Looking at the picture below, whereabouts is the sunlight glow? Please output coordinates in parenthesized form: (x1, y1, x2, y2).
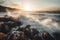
(22, 3, 33, 11)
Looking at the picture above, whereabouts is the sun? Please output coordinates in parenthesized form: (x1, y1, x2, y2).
(23, 5, 31, 11)
(21, 3, 33, 11)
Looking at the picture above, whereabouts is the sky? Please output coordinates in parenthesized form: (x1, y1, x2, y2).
(0, 0, 60, 11)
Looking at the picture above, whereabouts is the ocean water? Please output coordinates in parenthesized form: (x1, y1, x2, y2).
(19, 12, 60, 36)
(0, 12, 60, 37)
